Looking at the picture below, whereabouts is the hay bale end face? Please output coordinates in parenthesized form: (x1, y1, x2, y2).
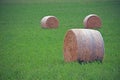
(83, 14, 102, 29)
(41, 16, 59, 28)
(64, 29, 104, 62)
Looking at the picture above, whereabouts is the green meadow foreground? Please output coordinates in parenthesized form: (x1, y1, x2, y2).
(0, 0, 120, 80)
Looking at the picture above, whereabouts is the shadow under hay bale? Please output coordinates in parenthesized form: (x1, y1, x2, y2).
(63, 29, 104, 63)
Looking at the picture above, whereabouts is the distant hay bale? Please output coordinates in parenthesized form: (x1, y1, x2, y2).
(64, 29, 104, 62)
(41, 16, 59, 28)
(83, 14, 102, 28)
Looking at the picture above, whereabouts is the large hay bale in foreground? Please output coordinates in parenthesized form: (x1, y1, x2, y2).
(83, 14, 102, 28)
(64, 29, 104, 62)
(41, 16, 59, 28)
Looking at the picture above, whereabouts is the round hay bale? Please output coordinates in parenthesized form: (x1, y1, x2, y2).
(83, 14, 102, 28)
(41, 16, 59, 28)
(64, 29, 104, 62)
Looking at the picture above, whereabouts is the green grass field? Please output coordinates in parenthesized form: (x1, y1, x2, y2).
(0, 0, 120, 80)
